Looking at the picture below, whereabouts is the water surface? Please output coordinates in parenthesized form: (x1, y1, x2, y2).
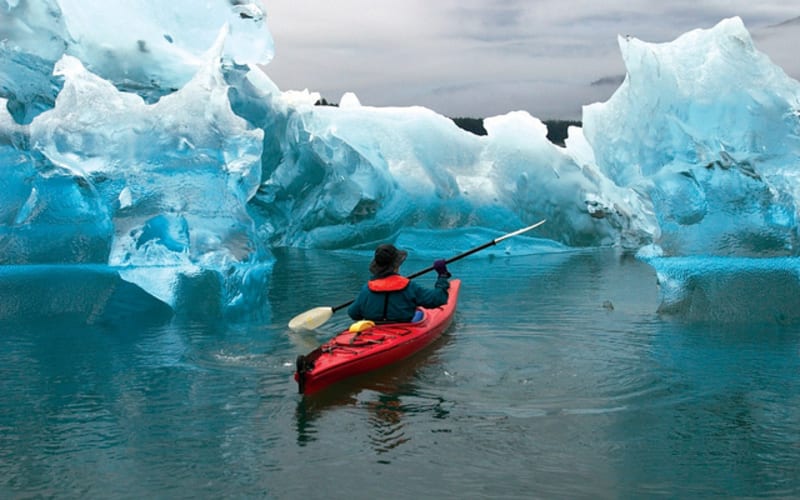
(1, 249, 798, 498)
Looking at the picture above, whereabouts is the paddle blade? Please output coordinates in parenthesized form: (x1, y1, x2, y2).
(288, 306, 334, 331)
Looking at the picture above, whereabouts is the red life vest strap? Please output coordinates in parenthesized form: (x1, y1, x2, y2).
(368, 275, 409, 292)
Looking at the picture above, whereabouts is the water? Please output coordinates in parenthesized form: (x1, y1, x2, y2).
(1, 249, 799, 498)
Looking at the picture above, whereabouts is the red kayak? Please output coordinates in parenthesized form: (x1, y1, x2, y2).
(294, 279, 461, 395)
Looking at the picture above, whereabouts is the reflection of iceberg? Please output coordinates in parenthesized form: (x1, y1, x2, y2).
(0, 264, 172, 324)
(1, 3, 800, 319)
(644, 256, 800, 324)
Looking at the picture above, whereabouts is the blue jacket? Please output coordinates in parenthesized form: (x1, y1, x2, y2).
(347, 274, 450, 322)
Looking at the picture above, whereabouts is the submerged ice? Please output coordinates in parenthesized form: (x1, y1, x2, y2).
(1, 2, 799, 321)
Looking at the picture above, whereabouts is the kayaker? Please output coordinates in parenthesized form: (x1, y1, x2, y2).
(347, 244, 451, 323)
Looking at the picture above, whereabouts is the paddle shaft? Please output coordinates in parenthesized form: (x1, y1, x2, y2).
(329, 219, 546, 313)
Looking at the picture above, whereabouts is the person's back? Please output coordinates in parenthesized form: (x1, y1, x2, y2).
(347, 244, 451, 323)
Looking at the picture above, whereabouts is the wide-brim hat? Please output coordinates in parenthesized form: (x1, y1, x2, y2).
(369, 244, 407, 277)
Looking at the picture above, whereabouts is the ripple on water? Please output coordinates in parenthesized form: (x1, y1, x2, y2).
(4, 248, 800, 498)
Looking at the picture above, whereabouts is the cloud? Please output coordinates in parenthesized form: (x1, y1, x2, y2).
(591, 75, 626, 87)
(263, 1, 800, 119)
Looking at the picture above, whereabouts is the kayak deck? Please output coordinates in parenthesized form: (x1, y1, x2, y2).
(295, 279, 461, 395)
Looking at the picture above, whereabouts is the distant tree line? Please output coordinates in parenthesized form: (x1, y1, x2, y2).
(314, 98, 579, 147)
(450, 117, 486, 136)
(451, 117, 581, 147)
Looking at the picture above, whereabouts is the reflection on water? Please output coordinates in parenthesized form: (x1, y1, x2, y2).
(1, 248, 800, 498)
(294, 333, 453, 452)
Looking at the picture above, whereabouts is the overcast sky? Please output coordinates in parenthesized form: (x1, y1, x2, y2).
(262, 1, 799, 120)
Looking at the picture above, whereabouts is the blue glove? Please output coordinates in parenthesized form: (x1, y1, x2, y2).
(433, 259, 451, 278)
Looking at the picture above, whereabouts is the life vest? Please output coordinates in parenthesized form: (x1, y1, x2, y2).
(368, 274, 409, 292)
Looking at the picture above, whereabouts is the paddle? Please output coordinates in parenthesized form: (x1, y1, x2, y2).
(287, 219, 547, 331)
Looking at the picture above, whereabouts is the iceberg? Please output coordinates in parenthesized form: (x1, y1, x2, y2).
(0, 0, 273, 122)
(1, 2, 799, 321)
(584, 17, 800, 258)
(1, 3, 270, 315)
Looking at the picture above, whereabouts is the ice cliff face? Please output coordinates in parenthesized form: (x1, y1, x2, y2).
(1, 2, 799, 316)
